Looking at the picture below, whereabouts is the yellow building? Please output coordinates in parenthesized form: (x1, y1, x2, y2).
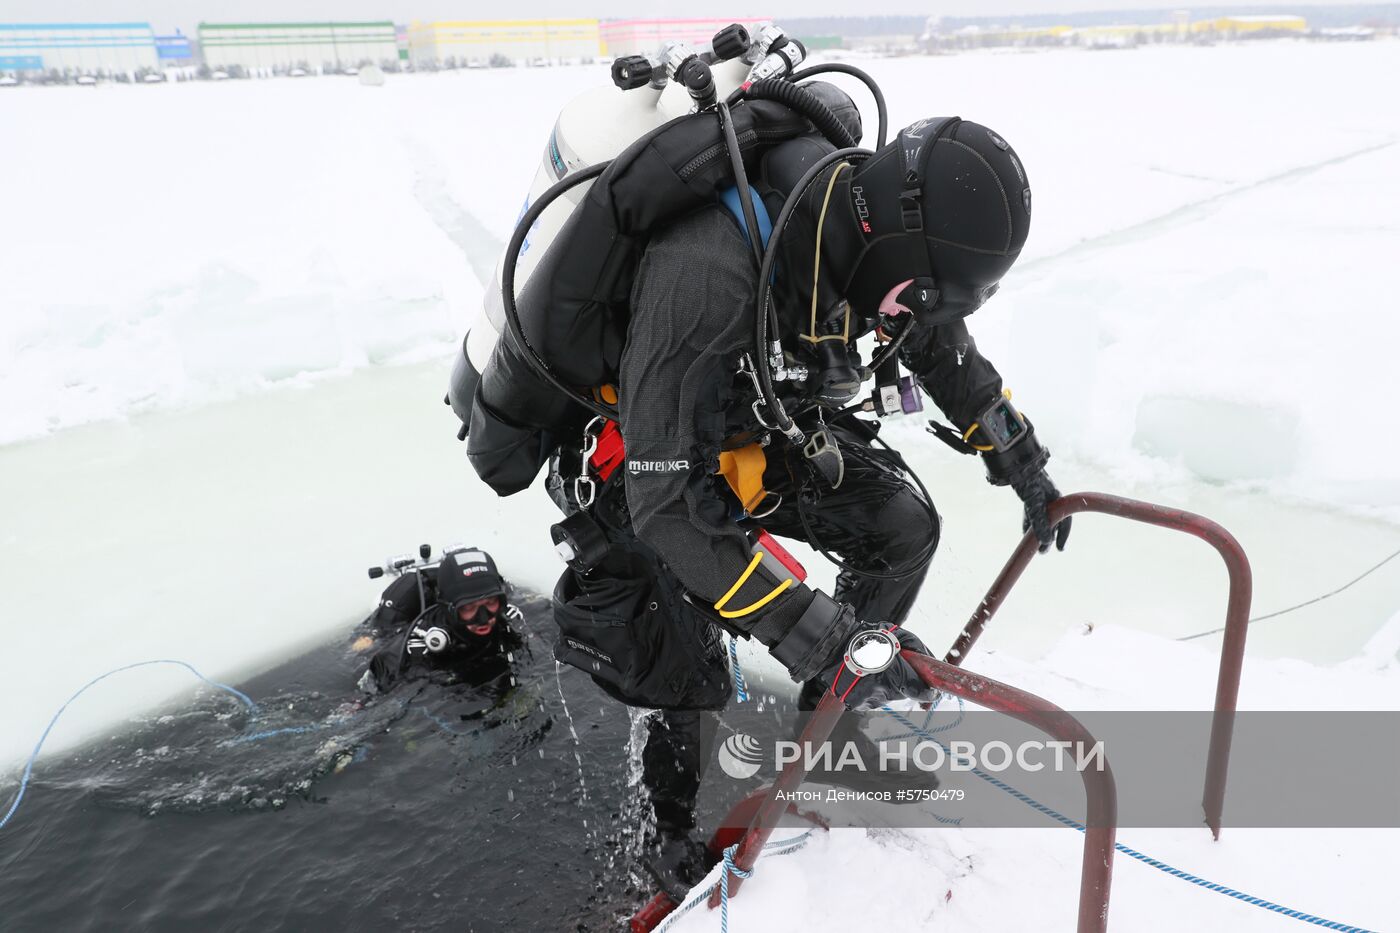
(1191, 15, 1307, 36)
(1074, 23, 1180, 46)
(407, 19, 602, 65)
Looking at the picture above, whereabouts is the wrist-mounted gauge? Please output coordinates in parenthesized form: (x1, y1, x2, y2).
(966, 392, 1029, 453)
(843, 627, 901, 676)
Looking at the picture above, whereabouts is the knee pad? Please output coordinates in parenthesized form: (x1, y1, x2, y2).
(876, 486, 941, 561)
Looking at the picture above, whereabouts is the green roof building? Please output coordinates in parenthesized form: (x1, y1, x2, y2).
(199, 21, 398, 72)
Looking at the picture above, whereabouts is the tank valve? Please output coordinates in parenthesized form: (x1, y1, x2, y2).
(711, 23, 751, 61)
(676, 57, 716, 110)
(745, 23, 784, 64)
(748, 35, 806, 82)
(611, 55, 654, 90)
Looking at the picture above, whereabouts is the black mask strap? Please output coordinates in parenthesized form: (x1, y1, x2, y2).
(896, 117, 959, 232)
(894, 117, 960, 321)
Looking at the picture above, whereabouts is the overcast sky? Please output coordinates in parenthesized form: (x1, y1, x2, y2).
(1, 0, 1362, 35)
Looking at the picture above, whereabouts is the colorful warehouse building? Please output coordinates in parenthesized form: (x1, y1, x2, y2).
(406, 19, 603, 65)
(0, 22, 158, 73)
(199, 21, 400, 71)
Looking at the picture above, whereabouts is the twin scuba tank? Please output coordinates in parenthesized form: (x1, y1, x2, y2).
(446, 23, 877, 497)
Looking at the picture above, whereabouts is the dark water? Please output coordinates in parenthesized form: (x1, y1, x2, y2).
(0, 599, 686, 932)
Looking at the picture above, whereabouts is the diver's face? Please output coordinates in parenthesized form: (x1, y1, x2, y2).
(457, 596, 503, 636)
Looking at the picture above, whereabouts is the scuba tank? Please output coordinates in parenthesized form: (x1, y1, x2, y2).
(446, 24, 787, 435)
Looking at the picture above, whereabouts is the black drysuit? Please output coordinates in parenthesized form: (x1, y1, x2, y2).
(609, 204, 1009, 838)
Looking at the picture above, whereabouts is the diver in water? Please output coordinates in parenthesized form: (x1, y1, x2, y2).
(460, 59, 1071, 901)
(356, 548, 526, 694)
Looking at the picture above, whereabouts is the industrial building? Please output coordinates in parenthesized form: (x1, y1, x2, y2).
(1192, 15, 1308, 36)
(599, 17, 771, 59)
(199, 21, 400, 72)
(407, 19, 602, 66)
(0, 22, 158, 74)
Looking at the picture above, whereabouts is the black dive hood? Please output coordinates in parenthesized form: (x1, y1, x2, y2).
(824, 117, 1033, 327)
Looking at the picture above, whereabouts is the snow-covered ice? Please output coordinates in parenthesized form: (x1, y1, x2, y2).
(664, 618, 1400, 933)
(2, 37, 1399, 931)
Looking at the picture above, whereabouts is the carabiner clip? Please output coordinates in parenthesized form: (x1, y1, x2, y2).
(573, 474, 596, 510)
(573, 415, 607, 511)
(739, 354, 781, 430)
(750, 398, 780, 431)
(580, 415, 605, 461)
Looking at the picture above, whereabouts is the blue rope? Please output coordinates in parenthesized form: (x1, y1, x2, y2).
(1, 660, 257, 832)
(728, 637, 749, 704)
(884, 709, 1376, 932)
(719, 831, 812, 933)
(418, 706, 478, 736)
(654, 830, 814, 933)
(718, 841, 753, 931)
(223, 723, 325, 746)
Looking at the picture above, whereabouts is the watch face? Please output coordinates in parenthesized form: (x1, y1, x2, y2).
(846, 629, 900, 676)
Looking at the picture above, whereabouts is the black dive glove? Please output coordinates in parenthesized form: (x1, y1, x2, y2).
(966, 393, 1068, 554)
(818, 624, 937, 711)
(1012, 470, 1071, 553)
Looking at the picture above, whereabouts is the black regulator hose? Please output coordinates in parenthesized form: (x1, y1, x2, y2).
(717, 100, 765, 270)
(501, 160, 614, 422)
(753, 146, 873, 437)
(717, 99, 788, 358)
(790, 62, 889, 148)
(741, 78, 858, 149)
(869, 310, 915, 372)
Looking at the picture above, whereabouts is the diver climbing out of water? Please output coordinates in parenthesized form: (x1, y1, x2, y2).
(356, 548, 526, 694)
(452, 30, 1071, 903)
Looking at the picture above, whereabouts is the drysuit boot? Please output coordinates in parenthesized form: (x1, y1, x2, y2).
(641, 710, 720, 900)
(643, 830, 715, 903)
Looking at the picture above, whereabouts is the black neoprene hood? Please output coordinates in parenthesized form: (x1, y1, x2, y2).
(827, 117, 1033, 323)
(438, 548, 506, 609)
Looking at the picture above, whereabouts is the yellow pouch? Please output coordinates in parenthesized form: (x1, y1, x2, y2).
(718, 443, 770, 516)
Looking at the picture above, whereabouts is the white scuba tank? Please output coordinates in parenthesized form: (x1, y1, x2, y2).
(464, 52, 757, 375)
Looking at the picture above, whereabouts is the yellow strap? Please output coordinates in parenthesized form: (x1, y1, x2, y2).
(714, 552, 793, 619)
(801, 162, 852, 346)
(961, 422, 995, 452)
(719, 579, 792, 618)
(718, 443, 769, 514)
